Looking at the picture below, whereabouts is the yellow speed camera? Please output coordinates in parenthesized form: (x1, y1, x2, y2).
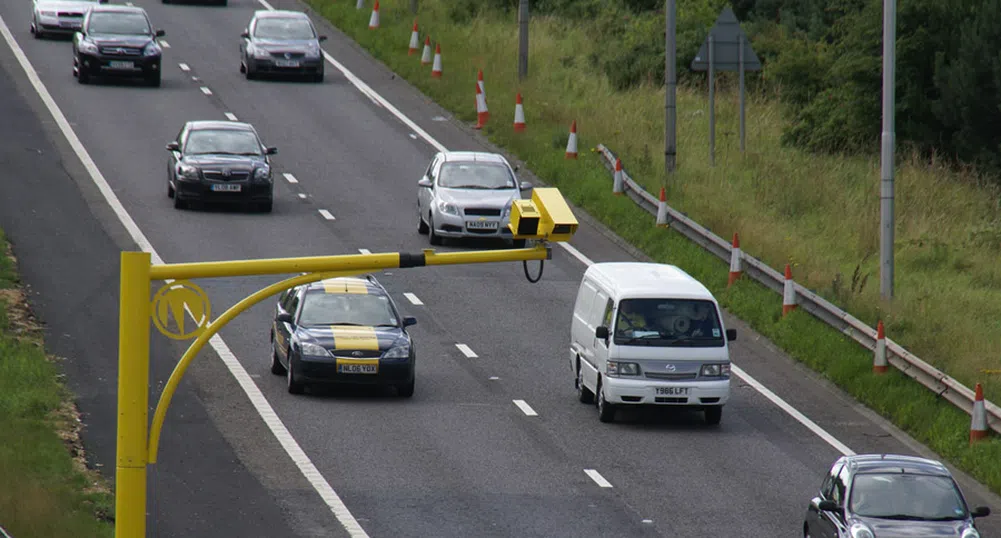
(508, 187, 579, 242)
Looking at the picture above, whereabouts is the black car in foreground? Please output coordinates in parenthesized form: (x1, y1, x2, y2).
(804, 454, 989, 538)
(239, 9, 326, 82)
(270, 275, 417, 397)
(166, 120, 276, 212)
(72, 5, 164, 86)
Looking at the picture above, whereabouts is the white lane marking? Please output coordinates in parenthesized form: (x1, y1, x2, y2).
(318, 209, 335, 221)
(0, 14, 372, 538)
(584, 469, 613, 488)
(403, 293, 423, 306)
(513, 400, 538, 417)
(358, 249, 371, 254)
(455, 344, 477, 358)
(200, 86, 212, 96)
(282, 172, 298, 184)
(224, 112, 239, 121)
(159, 40, 170, 48)
(179, 63, 190, 72)
(126, 1, 133, 4)
(298, 193, 307, 199)
(408, 133, 417, 139)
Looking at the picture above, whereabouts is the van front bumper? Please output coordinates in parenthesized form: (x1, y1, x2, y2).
(603, 377, 730, 406)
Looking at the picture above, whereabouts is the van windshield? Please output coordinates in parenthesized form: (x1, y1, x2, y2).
(614, 298, 724, 347)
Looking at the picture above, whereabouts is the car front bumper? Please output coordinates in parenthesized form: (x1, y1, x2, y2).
(78, 52, 160, 77)
(36, 16, 83, 35)
(432, 209, 513, 239)
(174, 178, 273, 203)
(296, 356, 415, 386)
(602, 376, 730, 407)
(249, 56, 324, 75)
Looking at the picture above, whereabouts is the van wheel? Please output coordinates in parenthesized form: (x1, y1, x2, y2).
(597, 383, 616, 423)
(575, 363, 593, 404)
(704, 406, 722, 426)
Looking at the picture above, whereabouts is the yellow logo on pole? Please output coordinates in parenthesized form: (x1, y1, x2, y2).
(151, 280, 211, 340)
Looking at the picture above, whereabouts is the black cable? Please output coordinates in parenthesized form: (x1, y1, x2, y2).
(523, 258, 544, 283)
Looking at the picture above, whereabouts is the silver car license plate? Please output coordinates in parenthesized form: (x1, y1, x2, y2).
(466, 220, 498, 229)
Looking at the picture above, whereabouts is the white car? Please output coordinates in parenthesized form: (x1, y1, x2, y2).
(31, 0, 105, 39)
(416, 151, 533, 247)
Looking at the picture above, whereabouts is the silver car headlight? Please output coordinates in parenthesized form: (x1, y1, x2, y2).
(962, 528, 981, 538)
(300, 342, 333, 358)
(437, 201, 459, 216)
(305, 45, 321, 58)
(254, 166, 272, 181)
(607, 361, 640, 377)
(176, 163, 199, 180)
(849, 522, 875, 538)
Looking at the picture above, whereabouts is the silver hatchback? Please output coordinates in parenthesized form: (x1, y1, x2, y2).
(416, 151, 532, 247)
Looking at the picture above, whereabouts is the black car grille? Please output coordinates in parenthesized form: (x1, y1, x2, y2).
(463, 207, 502, 217)
(99, 46, 142, 56)
(331, 350, 383, 359)
(58, 11, 84, 17)
(270, 52, 306, 60)
(202, 169, 252, 181)
(645, 372, 698, 381)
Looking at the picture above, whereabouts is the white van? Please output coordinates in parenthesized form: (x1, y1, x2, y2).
(569, 262, 736, 424)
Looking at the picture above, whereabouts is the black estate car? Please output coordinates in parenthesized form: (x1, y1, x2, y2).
(166, 121, 277, 213)
(270, 276, 417, 397)
(804, 454, 990, 538)
(72, 5, 164, 86)
(239, 10, 326, 82)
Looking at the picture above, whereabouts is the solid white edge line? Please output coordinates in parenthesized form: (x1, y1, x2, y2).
(403, 292, 423, 306)
(200, 86, 212, 95)
(455, 344, 477, 358)
(179, 63, 190, 71)
(0, 14, 371, 538)
(318, 209, 335, 220)
(224, 112, 238, 121)
(513, 400, 538, 417)
(584, 469, 613, 488)
(282, 172, 298, 184)
(358, 249, 371, 254)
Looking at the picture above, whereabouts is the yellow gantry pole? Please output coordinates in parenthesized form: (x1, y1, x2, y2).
(116, 251, 152, 538)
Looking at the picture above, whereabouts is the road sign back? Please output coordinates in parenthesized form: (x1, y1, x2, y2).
(691, 6, 761, 72)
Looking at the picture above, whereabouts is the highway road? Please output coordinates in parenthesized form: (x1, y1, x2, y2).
(0, 0, 998, 536)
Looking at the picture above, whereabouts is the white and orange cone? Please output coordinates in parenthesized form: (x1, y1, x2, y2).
(477, 69, 486, 100)
(728, 233, 742, 286)
(656, 187, 668, 227)
(970, 383, 989, 444)
(474, 82, 489, 129)
(420, 36, 432, 65)
(513, 93, 526, 132)
(565, 120, 578, 159)
(613, 158, 624, 195)
(782, 263, 797, 316)
(873, 320, 888, 374)
(431, 43, 442, 78)
(408, 20, 420, 55)
(368, 0, 380, 29)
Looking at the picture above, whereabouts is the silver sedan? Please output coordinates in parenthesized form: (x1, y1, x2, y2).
(30, 0, 104, 39)
(416, 151, 532, 247)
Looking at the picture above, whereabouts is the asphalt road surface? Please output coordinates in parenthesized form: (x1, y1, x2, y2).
(0, 1, 997, 537)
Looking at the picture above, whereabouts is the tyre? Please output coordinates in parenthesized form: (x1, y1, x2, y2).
(417, 210, 429, 234)
(575, 363, 593, 404)
(32, 25, 43, 39)
(77, 65, 90, 84)
(173, 195, 187, 209)
(704, 406, 722, 426)
(597, 383, 616, 423)
(167, 182, 174, 199)
(428, 215, 442, 246)
(287, 359, 305, 394)
(397, 379, 415, 398)
(270, 344, 286, 375)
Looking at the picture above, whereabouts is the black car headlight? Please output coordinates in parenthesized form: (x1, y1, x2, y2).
(176, 163, 199, 180)
(78, 40, 99, 54)
(252, 47, 271, 60)
(143, 42, 161, 57)
(382, 338, 410, 359)
(254, 167, 272, 182)
(300, 341, 333, 358)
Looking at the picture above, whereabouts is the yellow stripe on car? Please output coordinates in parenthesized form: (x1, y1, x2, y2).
(322, 278, 371, 294)
(329, 326, 380, 350)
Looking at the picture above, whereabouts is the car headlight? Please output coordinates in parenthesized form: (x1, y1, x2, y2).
(305, 46, 321, 58)
(382, 342, 410, 359)
(78, 40, 98, 54)
(143, 42, 161, 57)
(437, 201, 459, 215)
(503, 205, 511, 218)
(607, 361, 640, 377)
(252, 47, 271, 59)
(849, 523, 875, 538)
(700, 363, 730, 377)
(254, 167, 272, 181)
(300, 342, 333, 358)
(176, 163, 199, 180)
(962, 528, 981, 538)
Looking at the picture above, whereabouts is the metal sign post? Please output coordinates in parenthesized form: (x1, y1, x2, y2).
(518, 0, 529, 80)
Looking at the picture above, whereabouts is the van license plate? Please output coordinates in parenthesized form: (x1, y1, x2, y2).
(655, 387, 689, 396)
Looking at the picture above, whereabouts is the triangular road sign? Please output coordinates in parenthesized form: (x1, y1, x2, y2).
(691, 6, 761, 72)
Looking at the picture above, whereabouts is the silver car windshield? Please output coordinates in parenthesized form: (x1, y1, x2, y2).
(87, 12, 150, 35)
(253, 18, 315, 40)
(850, 473, 967, 521)
(184, 130, 262, 156)
(437, 162, 516, 190)
(298, 292, 399, 327)
(613, 298, 724, 347)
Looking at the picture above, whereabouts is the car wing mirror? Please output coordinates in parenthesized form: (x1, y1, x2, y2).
(418, 178, 432, 188)
(595, 326, 609, 340)
(519, 181, 533, 191)
(402, 316, 417, 327)
(318, 35, 328, 42)
(241, 30, 249, 39)
(276, 312, 294, 324)
(818, 500, 840, 512)
(266, 147, 278, 155)
(726, 328, 737, 341)
(972, 506, 991, 518)
(165, 142, 179, 151)
(155, 29, 165, 37)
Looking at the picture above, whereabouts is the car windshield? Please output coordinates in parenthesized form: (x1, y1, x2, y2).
(253, 18, 315, 40)
(298, 292, 399, 327)
(850, 473, 968, 521)
(613, 298, 724, 347)
(87, 12, 150, 35)
(184, 129, 262, 156)
(437, 162, 516, 189)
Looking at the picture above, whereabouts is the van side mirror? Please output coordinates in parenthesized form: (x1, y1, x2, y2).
(726, 328, 737, 341)
(276, 312, 294, 324)
(595, 326, 609, 340)
(402, 316, 417, 327)
(972, 506, 991, 518)
(818, 500, 840, 512)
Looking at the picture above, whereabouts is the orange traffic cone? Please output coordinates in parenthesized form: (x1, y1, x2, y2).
(408, 20, 419, 55)
(431, 43, 442, 78)
(970, 383, 989, 444)
(368, 0, 380, 29)
(873, 320, 888, 374)
(612, 159, 624, 195)
(565, 120, 578, 159)
(477, 69, 486, 100)
(728, 233, 742, 286)
(474, 82, 489, 129)
(782, 264, 797, 315)
(420, 36, 432, 65)
(656, 187, 668, 227)
(513, 93, 526, 132)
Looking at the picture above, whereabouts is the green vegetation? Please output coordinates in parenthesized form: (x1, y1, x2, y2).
(303, 0, 1001, 493)
(0, 230, 114, 537)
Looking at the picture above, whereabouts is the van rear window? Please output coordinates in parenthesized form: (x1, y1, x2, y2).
(613, 298, 724, 347)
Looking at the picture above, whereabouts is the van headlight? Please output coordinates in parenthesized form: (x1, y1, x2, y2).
(849, 523, 875, 538)
(700, 363, 730, 377)
(607, 361, 639, 377)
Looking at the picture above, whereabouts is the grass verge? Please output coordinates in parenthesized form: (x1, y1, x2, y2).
(302, 0, 1001, 495)
(0, 229, 114, 537)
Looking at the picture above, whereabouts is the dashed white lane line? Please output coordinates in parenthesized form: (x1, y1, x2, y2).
(224, 112, 239, 121)
(0, 14, 372, 538)
(403, 293, 423, 306)
(178, 63, 190, 72)
(159, 40, 170, 48)
(297, 193, 307, 199)
(200, 86, 212, 96)
(358, 249, 371, 254)
(318, 209, 335, 221)
(513, 400, 538, 417)
(455, 344, 477, 358)
(282, 172, 298, 184)
(584, 469, 613, 488)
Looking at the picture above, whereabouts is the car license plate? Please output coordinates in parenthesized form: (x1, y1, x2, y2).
(337, 363, 378, 374)
(211, 184, 242, 192)
(108, 61, 134, 69)
(59, 21, 81, 28)
(275, 59, 300, 68)
(655, 387, 689, 396)
(466, 220, 498, 229)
